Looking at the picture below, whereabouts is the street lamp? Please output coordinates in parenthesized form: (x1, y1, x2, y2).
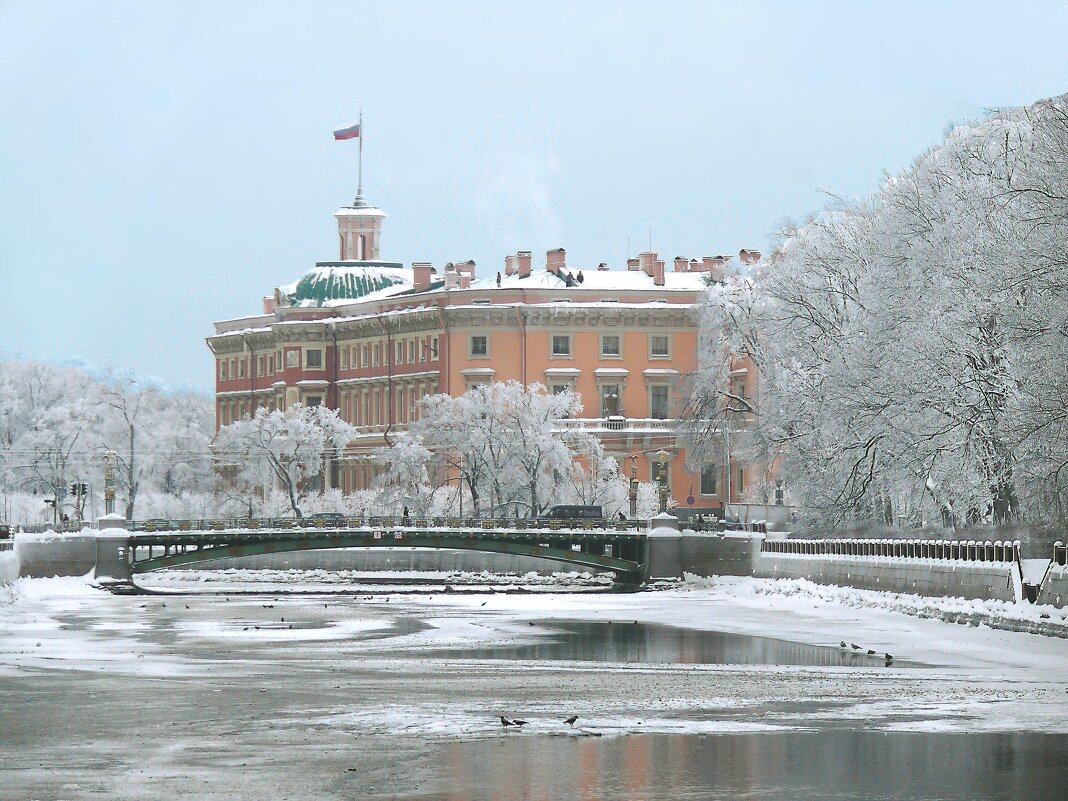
(628, 453, 639, 518)
(655, 450, 670, 514)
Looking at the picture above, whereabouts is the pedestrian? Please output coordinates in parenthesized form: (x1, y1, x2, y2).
(496, 271, 502, 287)
(402, 506, 410, 524)
(576, 270, 584, 284)
(618, 511, 627, 521)
(564, 272, 575, 287)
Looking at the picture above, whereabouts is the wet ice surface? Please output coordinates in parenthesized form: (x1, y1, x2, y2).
(2, 571, 1068, 800)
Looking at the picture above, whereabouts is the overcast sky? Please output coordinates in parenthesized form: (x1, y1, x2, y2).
(2, 1, 1067, 393)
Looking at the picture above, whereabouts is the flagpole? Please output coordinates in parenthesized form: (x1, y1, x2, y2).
(357, 109, 363, 202)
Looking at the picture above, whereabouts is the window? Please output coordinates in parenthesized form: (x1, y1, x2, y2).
(285, 350, 299, 368)
(341, 347, 349, 370)
(419, 339, 427, 363)
(732, 379, 748, 401)
(700, 465, 719, 496)
(650, 334, 671, 358)
(736, 467, 745, 494)
(470, 335, 488, 358)
(395, 341, 403, 366)
(220, 361, 228, 381)
(407, 339, 415, 363)
(257, 356, 264, 377)
(239, 359, 246, 379)
(305, 349, 323, 370)
(601, 383, 622, 416)
(650, 385, 670, 419)
(306, 395, 322, 407)
(362, 344, 369, 368)
(372, 344, 380, 367)
(430, 337, 439, 361)
(552, 334, 572, 357)
(551, 384, 570, 395)
(601, 335, 621, 358)
(268, 355, 274, 374)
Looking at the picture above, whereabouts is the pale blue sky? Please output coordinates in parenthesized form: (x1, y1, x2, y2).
(2, 1, 1067, 392)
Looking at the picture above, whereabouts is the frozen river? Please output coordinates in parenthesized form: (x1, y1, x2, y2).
(2, 570, 1068, 800)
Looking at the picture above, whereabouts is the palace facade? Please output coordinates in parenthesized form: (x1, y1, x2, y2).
(207, 192, 762, 515)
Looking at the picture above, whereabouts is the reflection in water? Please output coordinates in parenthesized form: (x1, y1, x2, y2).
(432, 731, 1068, 801)
(429, 621, 919, 667)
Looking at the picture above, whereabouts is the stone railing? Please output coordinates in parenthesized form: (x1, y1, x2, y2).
(556, 417, 676, 432)
(762, 537, 1022, 564)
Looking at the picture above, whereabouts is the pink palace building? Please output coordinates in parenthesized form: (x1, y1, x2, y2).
(207, 188, 764, 517)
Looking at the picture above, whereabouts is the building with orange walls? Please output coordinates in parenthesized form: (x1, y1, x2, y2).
(207, 192, 763, 516)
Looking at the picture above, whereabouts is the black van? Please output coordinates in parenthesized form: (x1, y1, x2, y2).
(544, 505, 602, 520)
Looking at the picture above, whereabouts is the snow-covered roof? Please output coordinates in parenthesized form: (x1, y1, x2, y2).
(480, 267, 709, 292)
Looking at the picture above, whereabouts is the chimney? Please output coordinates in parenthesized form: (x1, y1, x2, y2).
(703, 255, 730, 282)
(638, 251, 657, 277)
(739, 249, 761, 265)
(546, 248, 566, 274)
(517, 251, 532, 278)
(673, 256, 688, 273)
(688, 259, 702, 272)
(413, 262, 434, 292)
(653, 260, 665, 287)
(505, 254, 517, 276)
(626, 257, 640, 271)
(444, 262, 458, 290)
(597, 262, 610, 272)
(262, 296, 275, 314)
(460, 259, 477, 278)
(459, 274, 472, 290)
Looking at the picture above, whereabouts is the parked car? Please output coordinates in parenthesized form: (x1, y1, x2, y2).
(543, 505, 603, 520)
(0, 524, 11, 539)
(304, 512, 347, 528)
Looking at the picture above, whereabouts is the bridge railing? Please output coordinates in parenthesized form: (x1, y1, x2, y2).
(761, 537, 1022, 564)
(127, 516, 649, 534)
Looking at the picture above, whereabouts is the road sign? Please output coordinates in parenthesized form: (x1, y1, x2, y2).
(686, 495, 695, 506)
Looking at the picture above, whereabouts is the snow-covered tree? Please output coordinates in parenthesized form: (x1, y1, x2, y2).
(687, 93, 1068, 529)
(214, 404, 356, 519)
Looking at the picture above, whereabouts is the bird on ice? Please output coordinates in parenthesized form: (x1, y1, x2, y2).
(500, 716, 516, 726)
(850, 643, 861, 650)
(564, 715, 578, 726)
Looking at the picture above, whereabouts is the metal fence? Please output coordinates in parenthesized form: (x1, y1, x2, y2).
(761, 537, 1022, 564)
(123, 516, 648, 533)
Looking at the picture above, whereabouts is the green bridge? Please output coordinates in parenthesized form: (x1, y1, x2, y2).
(117, 525, 649, 585)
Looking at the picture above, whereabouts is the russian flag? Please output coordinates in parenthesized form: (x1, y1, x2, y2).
(333, 123, 361, 141)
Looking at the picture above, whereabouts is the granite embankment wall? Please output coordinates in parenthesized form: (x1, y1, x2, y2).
(670, 533, 1025, 604)
(14, 532, 97, 579)
(751, 552, 1019, 602)
(1037, 545, 1068, 606)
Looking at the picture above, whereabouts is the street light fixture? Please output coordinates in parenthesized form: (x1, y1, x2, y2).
(655, 450, 670, 514)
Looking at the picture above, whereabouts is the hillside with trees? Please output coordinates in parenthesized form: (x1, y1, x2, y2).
(688, 93, 1068, 529)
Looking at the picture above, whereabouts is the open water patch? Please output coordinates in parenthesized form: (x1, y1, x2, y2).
(427, 620, 923, 667)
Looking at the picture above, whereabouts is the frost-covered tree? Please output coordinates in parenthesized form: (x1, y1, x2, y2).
(214, 404, 356, 519)
(687, 93, 1068, 529)
(380, 381, 605, 517)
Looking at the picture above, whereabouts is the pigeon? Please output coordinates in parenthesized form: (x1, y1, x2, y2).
(840, 641, 848, 649)
(885, 653, 894, 661)
(528, 622, 535, 626)
(867, 649, 876, 655)
(850, 643, 861, 650)
(512, 719, 528, 727)
(564, 715, 578, 726)
(500, 716, 516, 726)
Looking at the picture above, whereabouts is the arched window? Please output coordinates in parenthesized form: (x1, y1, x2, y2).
(357, 234, 367, 260)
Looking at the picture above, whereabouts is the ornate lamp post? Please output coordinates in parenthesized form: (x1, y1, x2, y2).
(655, 450, 670, 514)
(103, 450, 117, 516)
(628, 453, 639, 518)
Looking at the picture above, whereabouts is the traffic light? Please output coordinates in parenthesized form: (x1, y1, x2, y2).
(44, 498, 56, 508)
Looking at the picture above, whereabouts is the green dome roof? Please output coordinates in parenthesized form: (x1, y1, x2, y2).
(281, 261, 410, 308)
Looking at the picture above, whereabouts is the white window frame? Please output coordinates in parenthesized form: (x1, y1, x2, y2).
(551, 333, 573, 359)
(304, 348, 324, 370)
(469, 333, 490, 359)
(649, 333, 672, 359)
(649, 384, 671, 420)
(600, 333, 622, 359)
